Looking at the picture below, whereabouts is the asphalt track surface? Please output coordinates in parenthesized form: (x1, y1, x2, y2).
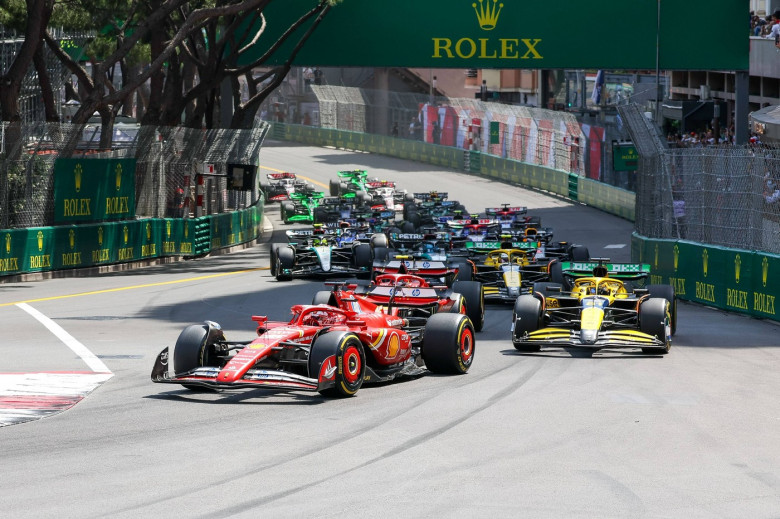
(2, 142, 780, 518)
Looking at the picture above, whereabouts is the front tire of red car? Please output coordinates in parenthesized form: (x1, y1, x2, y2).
(173, 322, 224, 391)
(422, 313, 475, 374)
(313, 332, 366, 397)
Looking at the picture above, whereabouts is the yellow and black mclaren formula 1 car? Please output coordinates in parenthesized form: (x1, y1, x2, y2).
(472, 248, 557, 303)
(511, 260, 675, 354)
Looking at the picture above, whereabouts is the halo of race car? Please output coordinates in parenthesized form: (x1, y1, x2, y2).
(152, 169, 678, 397)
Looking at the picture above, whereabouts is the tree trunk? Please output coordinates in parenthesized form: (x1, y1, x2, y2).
(33, 46, 59, 122)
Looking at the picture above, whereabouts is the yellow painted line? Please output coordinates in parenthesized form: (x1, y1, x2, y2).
(0, 267, 268, 307)
(259, 165, 327, 189)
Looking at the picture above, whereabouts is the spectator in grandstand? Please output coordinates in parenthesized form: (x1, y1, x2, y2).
(752, 12, 766, 36)
(432, 119, 441, 144)
(764, 171, 780, 204)
(391, 122, 399, 137)
(766, 11, 780, 43)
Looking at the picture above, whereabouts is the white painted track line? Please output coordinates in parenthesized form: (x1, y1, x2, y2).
(16, 303, 112, 374)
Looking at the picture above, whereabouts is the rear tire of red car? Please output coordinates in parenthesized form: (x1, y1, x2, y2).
(512, 295, 542, 352)
(173, 322, 224, 391)
(312, 332, 366, 397)
(639, 297, 671, 354)
(452, 280, 484, 332)
(275, 247, 294, 281)
(422, 313, 475, 374)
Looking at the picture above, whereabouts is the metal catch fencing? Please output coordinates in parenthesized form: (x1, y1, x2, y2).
(620, 104, 780, 255)
(0, 122, 269, 229)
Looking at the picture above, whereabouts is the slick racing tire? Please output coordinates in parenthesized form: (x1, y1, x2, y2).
(400, 221, 416, 233)
(512, 295, 543, 352)
(639, 297, 671, 354)
(373, 246, 389, 262)
(549, 260, 570, 290)
(422, 313, 475, 375)
(353, 243, 373, 278)
(312, 291, 335, 306)
(356, 191, 371, 204)
(329, 179, 341, 196)
(312, 332, 366, 397)
(453, 259, 473, 282)
(173, 322, 224, 391)
(275, 247, 294, 281)
(647, 284, 677, 335)
(452, 280, 485, 332)
(402, 202, 417, 220)
(281, 202, 295, 224)
(269, 242, 286, 277)
(313, 207, 327, 224)
(370, 233, 389, 249)
(569, 245, 590, 261)
(405, 211, 421, 230)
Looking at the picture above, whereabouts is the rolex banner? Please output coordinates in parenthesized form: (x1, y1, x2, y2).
(632, 235, 780, 322)
(54, 158, 136, 224)
(238, 0, 746, 71)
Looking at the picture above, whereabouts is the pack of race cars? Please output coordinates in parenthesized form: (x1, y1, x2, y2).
(152, 169, 678, 398)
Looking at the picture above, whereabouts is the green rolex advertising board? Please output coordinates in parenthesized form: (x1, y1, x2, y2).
(613, 143, 638, 172)
(238, 0, 746, 71)
(54, 158, 136, 224)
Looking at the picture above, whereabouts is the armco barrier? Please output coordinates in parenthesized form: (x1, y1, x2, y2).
(632, 233, 779, 322)
(0, 200, 263, 278)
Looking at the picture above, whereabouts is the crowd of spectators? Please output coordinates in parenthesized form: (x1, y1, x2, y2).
(751, 9, 780, 42)
(666, 126, 738, 148)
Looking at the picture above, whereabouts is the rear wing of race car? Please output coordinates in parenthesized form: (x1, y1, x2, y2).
(485, 205, 527, 216)
(414, 192, 449, 202)
(390, 232, 449, 243)
(290, 190, 324, 201)
(559, 259, 651, 281)
(285, 229, 336, 243)
(366, 180, 396, 189)
(267, 172, 296, 180)
(337, 169, 368, 180)
(446, 218, 497, 228)
(464, 240, 539, 254)
(321, 196, 354, 206)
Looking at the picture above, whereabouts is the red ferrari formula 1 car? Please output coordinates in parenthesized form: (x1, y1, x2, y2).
(312, 272, 485, 331)
(150, 303, 475, 398)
